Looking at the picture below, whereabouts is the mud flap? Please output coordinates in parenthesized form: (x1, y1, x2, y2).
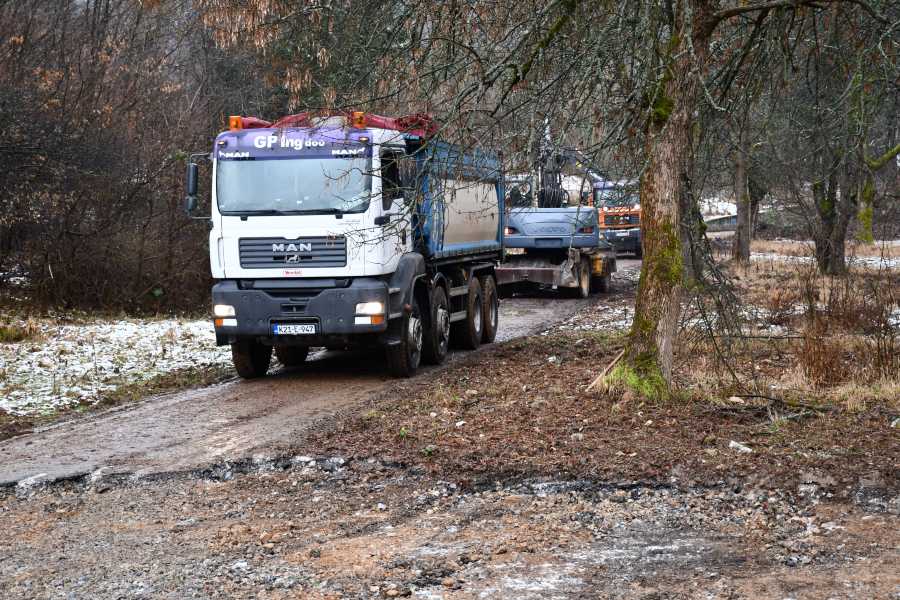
(558, 248, 581, 287)
(384, 253, 426, 344)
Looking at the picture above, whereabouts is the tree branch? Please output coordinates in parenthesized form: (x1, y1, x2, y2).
(709, 0, 889, 30)
(865, 141, 900, 171)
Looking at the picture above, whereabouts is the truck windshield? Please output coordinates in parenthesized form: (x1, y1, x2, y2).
(216, 156, 372, 215)
(596, 188, 639, 208)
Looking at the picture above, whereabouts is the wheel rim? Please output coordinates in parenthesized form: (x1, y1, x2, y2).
(489, 294, 498, 328)
(409, 314, 423, 355)
(473, 298, 482, 333)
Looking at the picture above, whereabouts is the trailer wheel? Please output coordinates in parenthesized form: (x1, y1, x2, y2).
(275, 345, 309, 367)
(480, 274, 499, 344)
(231, 340, 272, 379)
(451, 277, 483, 350)
(422, 286, 450, 365)
(386, 296, 423, 377)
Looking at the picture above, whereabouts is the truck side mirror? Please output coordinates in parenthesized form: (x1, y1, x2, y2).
(185, 162, 199, 214)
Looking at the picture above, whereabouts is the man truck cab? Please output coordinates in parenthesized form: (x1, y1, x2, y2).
(187, 112, 504, 378)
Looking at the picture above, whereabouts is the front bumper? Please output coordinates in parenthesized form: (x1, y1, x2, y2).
(602, 227, 641, 251)
(211, 278, 390, 346)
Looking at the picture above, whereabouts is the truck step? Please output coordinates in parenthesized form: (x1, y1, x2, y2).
(449, 285, 470, 298)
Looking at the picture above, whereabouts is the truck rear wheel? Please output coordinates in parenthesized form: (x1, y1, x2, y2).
(480, 274, 499, 344)
(573, 258, 590, 298)
(231, 340, 272, 379)
(386, 297, 423, 377)
(590, 274, 611, 294)
(451, 277, 483, 350)
(422, 286, 450, 365)
(275, 345, 309, 367)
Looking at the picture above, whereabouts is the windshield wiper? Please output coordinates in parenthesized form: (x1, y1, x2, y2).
(225, 209, 293, 216)
(298, 208, 345, 215)
(224, 208, 349, 217)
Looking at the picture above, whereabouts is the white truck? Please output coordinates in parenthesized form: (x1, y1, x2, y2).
(185, 112, 504, 378)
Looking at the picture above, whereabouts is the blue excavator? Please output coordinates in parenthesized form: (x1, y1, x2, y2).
(495, 147, 617, 297)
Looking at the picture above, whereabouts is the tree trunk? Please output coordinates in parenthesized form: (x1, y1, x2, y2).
(611, 6, 711, 397)
(748, 174, 765, 237)
(811, 165, 848, 275)
(731, 132, 750, 262)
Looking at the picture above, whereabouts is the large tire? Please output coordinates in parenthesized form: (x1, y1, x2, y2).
(480, 274, 499, 344)
(275, 345, 309, 367)
(385, 296, 423, 377)
(634, 244, 643, 259)
(231, 340, 272, 379)
(572, 258, 590, 298)
(451, 277, 483, 350)
(422, 286, 450, 365)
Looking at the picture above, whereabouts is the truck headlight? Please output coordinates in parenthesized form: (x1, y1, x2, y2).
(213, 304, 236, 317)
(355, 301, 384, 315)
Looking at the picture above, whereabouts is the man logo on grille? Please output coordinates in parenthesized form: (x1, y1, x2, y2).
(272, 242, 313, 252)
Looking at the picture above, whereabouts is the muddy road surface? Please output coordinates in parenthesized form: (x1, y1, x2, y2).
(0, 272, 636, 488)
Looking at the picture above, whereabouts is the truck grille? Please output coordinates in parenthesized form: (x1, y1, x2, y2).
(604, 214, 640, 226)
(239, 237, 347, 269)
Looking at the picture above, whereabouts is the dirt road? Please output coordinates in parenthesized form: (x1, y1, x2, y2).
(0, 276, 635, 487)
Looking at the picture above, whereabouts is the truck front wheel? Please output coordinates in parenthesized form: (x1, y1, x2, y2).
(386, 297, 423, 377)
(231, 340, 272, 379)
(275, 345, 309, 367)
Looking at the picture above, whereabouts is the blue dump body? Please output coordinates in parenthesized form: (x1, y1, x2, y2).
(413, 140, 505, 260)
(504, 206, 601, 249)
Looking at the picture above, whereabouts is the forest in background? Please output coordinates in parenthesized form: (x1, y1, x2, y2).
(0, 0, 279, 310)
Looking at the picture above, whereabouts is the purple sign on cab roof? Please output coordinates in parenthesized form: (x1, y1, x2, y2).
(215, 128, 371, 161)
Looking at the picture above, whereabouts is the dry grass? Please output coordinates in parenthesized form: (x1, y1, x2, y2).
(751, 238, 900, 259)
(690, 256, 899, 411)
(0, 319, 42, 344)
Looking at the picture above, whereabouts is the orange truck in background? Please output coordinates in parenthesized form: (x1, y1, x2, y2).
(594, 182, 642, 258)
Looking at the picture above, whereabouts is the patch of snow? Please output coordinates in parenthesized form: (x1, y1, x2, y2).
(699, 197, 737, 217)
(548, 304, 634, 334)
(0, 265, 29, 287)
(0, 318, 228, 416)
(887, 308, 900, 328)
(751, 252, 899, 270)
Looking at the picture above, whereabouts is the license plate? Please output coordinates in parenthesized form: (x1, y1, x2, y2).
(616, 231, 629, 237)
(273, 323, 316, 335)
